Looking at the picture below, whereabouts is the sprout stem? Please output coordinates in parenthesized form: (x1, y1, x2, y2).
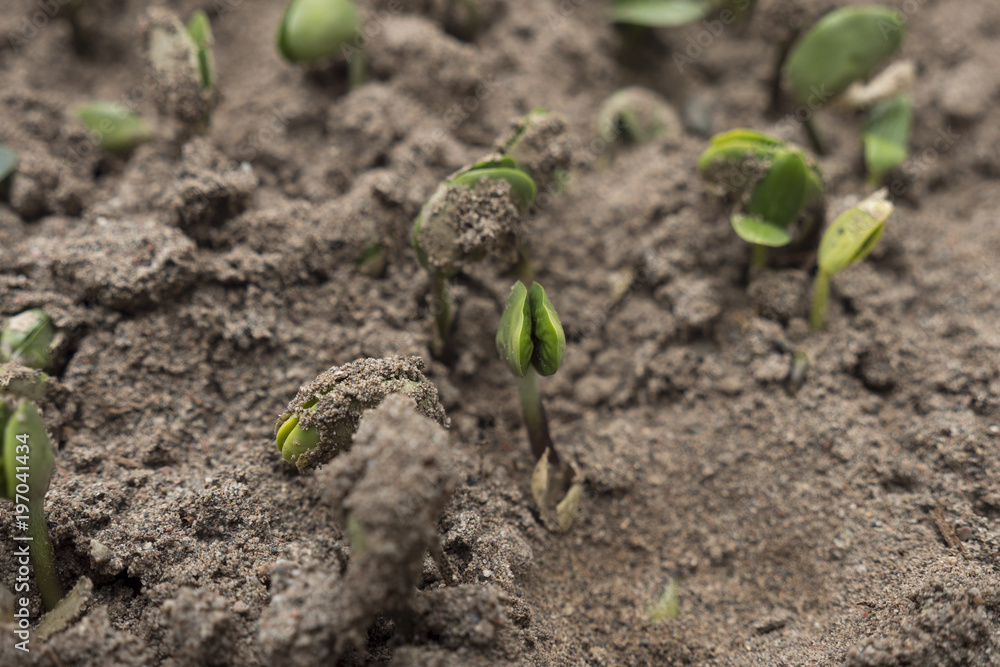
(810, 268, 832, 331)
(27, 504, 62, 611)
(804, 116, 827, 156)
(348, 50, 366, 91)
(517, 367, 559, 466)
(750, 244, 768, 270)
(432, 274, 454, 358)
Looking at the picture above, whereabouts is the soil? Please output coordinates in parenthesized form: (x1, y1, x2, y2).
(1, 0, 1000, 665)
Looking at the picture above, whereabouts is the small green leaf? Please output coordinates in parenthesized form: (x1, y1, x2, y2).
(186, 10, 214, 91)
(648, 579, 681, 622)
(747, 150, 809, 230)
(277, 0, 360, 63)
(730, 214, 792, 247)
(785, 6, 906, 104)
(818, 189, 893, 276)
(76, 102, 154, 154)
(610, 0, 710, 27)
(496, 281, 533, 377)
(0, 309, 53, 369)
(863, 94, 912, 183)
(527, 282, 565, 377)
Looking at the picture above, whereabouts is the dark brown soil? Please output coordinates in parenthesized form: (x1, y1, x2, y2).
(2, 0, 1000, 665)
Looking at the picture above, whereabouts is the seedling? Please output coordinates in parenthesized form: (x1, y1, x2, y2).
(0, 309, 54, 369)
(610, 0, 749, 28)
(862, 94, 912, 184)
(597, 86, 681, 146)
(76, 102, 154, 154)
(277, 0, 364, 87)
(499, 108, 573, 192)
(273, 356, 448, 472)
(186, 10, 215, 93)
(697, 129, 824, 268)
(1, 398, 62, 611)
(496, 281, 565, 464)
(145, 7, 217, 131)
(783, 5, 906, 157)
(412, 156, 537, 357)
(811, 189, 893, 330)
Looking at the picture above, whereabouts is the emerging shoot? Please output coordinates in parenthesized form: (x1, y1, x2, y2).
(412, 157, 537, 357)
(0, 309, 53, 369)
(273, 356, 447, 472)
(76, 102, 154, 154)
(277, 0, 364, 86)
(597, 87, 681, 146)
(145, 7, 217, 131)
(610, 0, 747, 28)
(811, 189, 893, 330)
(698, 129, 824, 268)
(863, 94, 912, 184)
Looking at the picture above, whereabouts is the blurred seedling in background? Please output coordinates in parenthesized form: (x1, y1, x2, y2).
(0, 144, 17, 200)
(0, 309, 53, 370)
(412, 156, 537, 358)
(782, 4, 911, 179)
(811, 189, 893, 331)
(610, 0, 752, 29)
(76, 102, 154, 155)
(496, 281, 581, 531)
(698, 129, 824, 270)
(273, 356, 448, 472)
(597, 86, 682, 153)
(145, 8, 217, 134)
(277, 0, 366, 88)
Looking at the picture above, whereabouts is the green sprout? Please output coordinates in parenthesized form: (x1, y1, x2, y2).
(76, 102, 154, 154)
(273, 356, 448, 472)
(811, 189, 893, 331)
(697, 129, 824, 269)
(277, 0, 364, 87)
(783, 5, 906, 156)
(496, 281, 565, 465)
(863, 94, 912, 184)
(610, 0, 749, 27)
(145, 7, 216, 131)
(597, 86, 681, 146)
(186, 10, 215, 93)
(412, 156, 537, 358)
(0, 309, 53, 369)
(1, 398, 63, 611)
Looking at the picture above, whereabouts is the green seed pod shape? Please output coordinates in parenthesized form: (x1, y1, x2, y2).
(77, 102, 154, 154)
(527, 283, 565, 377)
(1, 309, 53, 369)
(273, 356, 448, 472)
(818, 189, 893, 276)
(784, 6, 906, 105)
(747, 150, 809, 231)
(863, 94, 912, 183)
(610, 0, 710, 28)
(277, 0, 360, 63)
(496, 281, 533, 378)
(3, 399, 55, 503)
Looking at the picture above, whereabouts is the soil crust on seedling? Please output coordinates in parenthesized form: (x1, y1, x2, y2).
(2, 0, 1000, 665)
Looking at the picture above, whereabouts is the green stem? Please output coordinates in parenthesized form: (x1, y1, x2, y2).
(513, 244, 535, 283)
(517, 368, 559, 465)
(432, 274, 454, 358)
(27, 501, 62, 611)
(811, 269, 831, 331)
(348, 50, 366, 91)
(804, 116, 827, 156)
(750, 244, 768, 270)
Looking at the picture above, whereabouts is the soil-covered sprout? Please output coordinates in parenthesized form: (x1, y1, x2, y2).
(698, 129, 824, 268)
(76, 102, 154, 154)
(412, 156, 537, 356)
(496, 281, 566, 464)
(783, 5, 906, 155)
(145, 7, 217, 130)
(0, 398, 62, 611)
(498, 108, 574, 192)
(597, 86, 682, 146)
(811, 189, 893, 331)
(273, 356, 448, 472)
(0, 309, 53, 369)
(863, 94, 912, 184)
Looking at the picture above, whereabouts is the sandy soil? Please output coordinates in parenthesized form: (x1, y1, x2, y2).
(1, 0, 999, 664)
